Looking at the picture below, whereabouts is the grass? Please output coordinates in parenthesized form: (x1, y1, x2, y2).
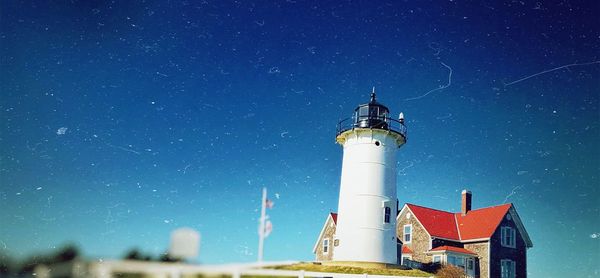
(115, 263, 431, 278)
(269, 262, 432, 277)
(194, 275, 300, 278)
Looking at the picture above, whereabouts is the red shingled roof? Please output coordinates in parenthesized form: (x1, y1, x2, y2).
(330, 212, 337, 224)
(455, 204, 511, 240)
(406, 203, 512, 241)
(402, 245, 413, 254)
(406, 204, 460, 240)
(429, 245, 477, 255)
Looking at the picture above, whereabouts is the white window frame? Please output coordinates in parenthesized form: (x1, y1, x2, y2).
(403, 224, 412, 243)
(383, 206, 391, 223)
(323, 238, 329, 254)
(447, 254, 468, 272)
(447, 255, 455, 266)
(401, 254, 412, 265)
(501, 259, 516, 278)
(455, 256, 465, 268)
(467, 258, 474, 270)
(432, 255, 442, 264)
(501, 226, 516, 248)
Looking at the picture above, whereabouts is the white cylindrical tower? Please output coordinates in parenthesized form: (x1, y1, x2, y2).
(333, 92, 406, 264)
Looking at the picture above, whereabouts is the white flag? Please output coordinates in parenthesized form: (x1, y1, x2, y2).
(264, 220, 273, 237)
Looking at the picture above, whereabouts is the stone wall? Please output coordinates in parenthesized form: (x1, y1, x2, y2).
(396, 208, 431, 263)
(315, 216, 337, 261)
(464, 241, 489, 278)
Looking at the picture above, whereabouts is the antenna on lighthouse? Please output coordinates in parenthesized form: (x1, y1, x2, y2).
(371, 87, 376, 102)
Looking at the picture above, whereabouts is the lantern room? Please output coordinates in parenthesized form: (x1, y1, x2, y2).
(336, 89, 407, 142)
(354, 92, 391, 129)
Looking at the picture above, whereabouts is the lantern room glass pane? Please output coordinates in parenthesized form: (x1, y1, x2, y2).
(359, 106, 369, 118)
(380, 110, 388, 120)
(369, 106, 378, 118)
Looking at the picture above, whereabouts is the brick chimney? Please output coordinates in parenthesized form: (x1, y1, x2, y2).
(461, 190, 472, 216)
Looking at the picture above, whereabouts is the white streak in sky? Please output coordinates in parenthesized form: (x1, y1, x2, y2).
(56, 127, 68, 135)
(503, 185, 523, 204)
(268, 67, 280, 74)
(404, 62, 453, 101)
(504, 60, 600, 87)
(105, 143, 140, 155)
(428, 42, 441, 56)
(182, 164, 191, 174)
(398, 161, 414, 175)
(435, 113, 453, 120)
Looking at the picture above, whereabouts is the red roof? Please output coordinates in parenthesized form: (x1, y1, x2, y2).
(402, 245, 413, 254)
(406, 204, 460, 240)
(330, 213, 338, 224)
(429, 245, 477, 255)
(406, 203, 512, 241)
(455, 204, 511, 240)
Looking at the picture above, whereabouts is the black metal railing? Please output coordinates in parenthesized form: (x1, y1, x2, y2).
(336, 116, 407, 139)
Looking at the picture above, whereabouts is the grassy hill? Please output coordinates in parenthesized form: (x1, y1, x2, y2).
(268, 262, 432, 277)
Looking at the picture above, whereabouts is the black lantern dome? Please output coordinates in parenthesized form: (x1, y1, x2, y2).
(354, 92, 390, 129)
(336, 89, 407, 141)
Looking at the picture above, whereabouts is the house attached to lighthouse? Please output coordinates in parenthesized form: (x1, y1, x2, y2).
(327, 91, 407, 265)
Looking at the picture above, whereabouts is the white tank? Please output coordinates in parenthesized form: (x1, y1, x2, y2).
(332, 92, 406, 264)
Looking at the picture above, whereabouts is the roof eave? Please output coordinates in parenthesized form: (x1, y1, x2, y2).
(398, 204, 434, 240)
(425, 250, 477, 256)
(508, 206, 534, 248)
(312, 214, 335, 253)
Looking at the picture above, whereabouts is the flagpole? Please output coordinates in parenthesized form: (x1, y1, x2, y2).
(257, 187, 267, 263)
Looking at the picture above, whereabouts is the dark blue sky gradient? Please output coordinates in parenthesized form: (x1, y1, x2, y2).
(1, 1, 599, 276)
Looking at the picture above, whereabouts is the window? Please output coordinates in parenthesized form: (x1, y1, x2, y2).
(467, 258, 474, 270)
(456, 257, 465, 268)
(403, 225, 412, 243)
(501, 259, 516, 278)
(433, 255, 442, 264)
(448, 255, 465, 267)
(401, 255, 412, 266)
(384, 206, 391, 223)
(359, 106, 369, 118)
(323, 239, 329, 254)
(501, 226, 516, 248)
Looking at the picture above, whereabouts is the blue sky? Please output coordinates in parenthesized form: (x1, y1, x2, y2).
(1, 1, 599, 277)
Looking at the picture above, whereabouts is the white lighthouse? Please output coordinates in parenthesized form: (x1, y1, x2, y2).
(333, 91, 406, 264)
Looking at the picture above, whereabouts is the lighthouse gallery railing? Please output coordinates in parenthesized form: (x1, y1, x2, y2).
(336, 116, 407, 139)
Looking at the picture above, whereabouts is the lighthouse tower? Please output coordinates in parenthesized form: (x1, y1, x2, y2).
(333, 90, 407, 264)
